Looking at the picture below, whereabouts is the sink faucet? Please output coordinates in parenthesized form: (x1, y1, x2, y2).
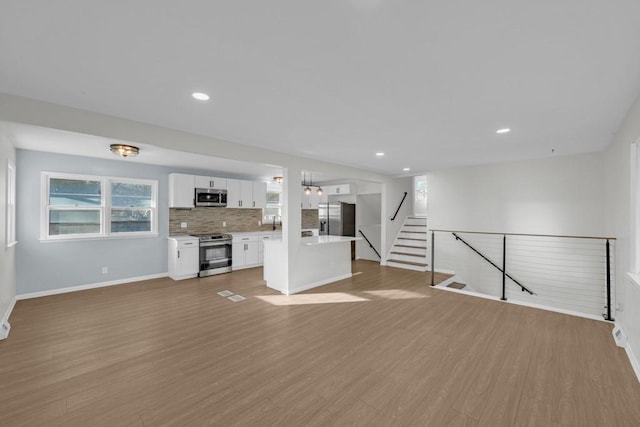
(272, 215, 280, 231)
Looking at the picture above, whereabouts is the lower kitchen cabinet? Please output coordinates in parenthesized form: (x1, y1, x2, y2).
(168, 236, 199, 280)
(232, 235, 260, 270)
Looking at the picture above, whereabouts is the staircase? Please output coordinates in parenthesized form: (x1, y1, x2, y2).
(387, 216, 429, 271)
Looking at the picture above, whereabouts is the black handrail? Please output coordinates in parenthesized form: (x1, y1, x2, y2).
(390, 192, 408, 221)
(452, 232, 534, 296)
(358, 230, 381, 259)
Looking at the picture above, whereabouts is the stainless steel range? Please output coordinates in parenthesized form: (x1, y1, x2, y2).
(192, 233, 232, 277)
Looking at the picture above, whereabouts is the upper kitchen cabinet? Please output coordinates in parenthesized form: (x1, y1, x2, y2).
(194, 175, 227, 190)
(169, 173, 195, 208)
(324, 184, 355, 196)
(228, 179, 266, 209)
(253, 181, 267, 209)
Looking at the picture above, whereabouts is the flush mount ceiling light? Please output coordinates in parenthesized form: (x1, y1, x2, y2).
(376, 152, 385, 156)
(403, 167, 410, 172)
(496, 128, 511, 134)
(273, 176, 283, 183)
(110, 144, 139, 157)
(192, 92, 210, 101)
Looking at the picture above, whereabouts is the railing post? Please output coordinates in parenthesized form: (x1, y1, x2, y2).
(501, 234, 507, 301)
(605, 239, 612, 321)
(430, 231, 435, 286)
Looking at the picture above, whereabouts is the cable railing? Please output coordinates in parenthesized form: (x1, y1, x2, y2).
(430, 229, 616, 321)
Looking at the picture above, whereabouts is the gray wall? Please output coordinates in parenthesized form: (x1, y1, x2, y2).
(16, 150, 181, 294)
(0, 131, 16, 321)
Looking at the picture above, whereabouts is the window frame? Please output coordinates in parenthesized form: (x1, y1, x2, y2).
(40, 172, 158, 241)
(6, 159, 17, 248)
(263, 182, 282, 221)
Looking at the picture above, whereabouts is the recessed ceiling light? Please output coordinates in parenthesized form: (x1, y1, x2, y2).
(496, 128, 510, 134)
(376, 152, 385, 156)
(192, 92, 210, 101)
(403, 167, 410, 172)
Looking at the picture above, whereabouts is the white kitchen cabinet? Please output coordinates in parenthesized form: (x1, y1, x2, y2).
(194, 175, 227, 190)
(232, 234, 260, 270)
(252, 181, 267, 209)
(228, 179, 265, 209)
(169, 173, 195, 208)
(258, 233, 280, 264)
(168, 236, 199, 280)
(324, 183, 355, 196)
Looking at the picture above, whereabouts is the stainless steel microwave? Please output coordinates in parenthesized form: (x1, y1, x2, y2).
(195, 188, 227, 207)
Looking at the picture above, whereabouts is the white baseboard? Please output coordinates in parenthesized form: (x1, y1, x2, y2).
(433, 268, 456, 275)
(287, 273, 352, 295)
(622, 328, 640, 383)
(16, 273, 169, 300)
(0, 296, 16, 340)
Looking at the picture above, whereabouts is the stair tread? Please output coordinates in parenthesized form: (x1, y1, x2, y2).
(388, 259, 429, 267)
(390, 251, 426, 258)
(404, 224, 427, 227)
(398, 237, 428, 241)
(401, 231, 427, 234)
(395, 244, 427, 249)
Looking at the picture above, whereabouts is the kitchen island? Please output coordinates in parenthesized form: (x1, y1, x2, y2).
(263, 235, 361, 294)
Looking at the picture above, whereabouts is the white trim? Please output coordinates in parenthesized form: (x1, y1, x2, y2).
(624, 336, 640, 383)
(433, 267, 456, 275)
(0, 297, 17, 340)
(41, 171, 158, 241)
(627, 272, 640, 290)
(286, 273, 352, 295)
(16, 273, 168, 300)
(433, 284, 608, 322)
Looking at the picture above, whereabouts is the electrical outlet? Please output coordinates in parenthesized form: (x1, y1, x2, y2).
(181, 222, 187, 229)
(223, 221, 226, 227)
(258, 221, 262, 226)
(102, 266, 108, 274)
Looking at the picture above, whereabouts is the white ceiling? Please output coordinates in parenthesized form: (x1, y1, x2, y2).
(2, 1, 640, 175)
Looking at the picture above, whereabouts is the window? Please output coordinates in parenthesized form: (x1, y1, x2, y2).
(41, 172, 157, 240)
(263, 182, 282, 221)
(6, 160, 16, 247)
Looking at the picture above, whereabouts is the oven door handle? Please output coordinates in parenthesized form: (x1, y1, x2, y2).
(200, 241, 231, 247)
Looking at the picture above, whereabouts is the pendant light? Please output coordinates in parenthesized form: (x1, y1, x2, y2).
(303, 172, 311, 195)
(316, 186, 323, 196)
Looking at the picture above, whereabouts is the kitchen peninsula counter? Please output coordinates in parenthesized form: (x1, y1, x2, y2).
(263, 235, 361, 294)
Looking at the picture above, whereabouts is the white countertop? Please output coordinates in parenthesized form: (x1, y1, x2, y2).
(302, 235, 361, 246)
(228, 231, 282, 236)
(263, 235, 360, 246)
(167, 235, 199, 241)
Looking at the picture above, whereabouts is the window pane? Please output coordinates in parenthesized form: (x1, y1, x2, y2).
(49, 178, 101, 206)
(49, 210, 101, 235)
(266, 191, 281, 204)
(111, 208, 152, 233)
(111, 182, 153, 207)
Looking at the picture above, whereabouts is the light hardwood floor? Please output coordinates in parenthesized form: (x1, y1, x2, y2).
(1, 260, 639, 426)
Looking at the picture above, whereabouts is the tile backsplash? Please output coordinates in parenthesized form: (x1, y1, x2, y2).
(169, 208, 319, 235)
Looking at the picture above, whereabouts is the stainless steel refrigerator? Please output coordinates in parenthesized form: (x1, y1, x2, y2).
(318, 202, 356, 237)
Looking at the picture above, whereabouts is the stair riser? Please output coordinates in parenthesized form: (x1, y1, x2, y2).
(387, 261, 429, 272)
(399, 232, 428, 239)
(393, 246, 426, 255)
(392, 254, 428, 263)
(406, 218, 427, 226)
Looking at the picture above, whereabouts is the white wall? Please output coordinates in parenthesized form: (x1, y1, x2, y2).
(382, 177, 413, 263)
(428, 152, 605, 236)
(604, 91, 640, 377)
(427, 152, 608, 313)
(0, 128, 16, 329)
(356, 193, 382, 261)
